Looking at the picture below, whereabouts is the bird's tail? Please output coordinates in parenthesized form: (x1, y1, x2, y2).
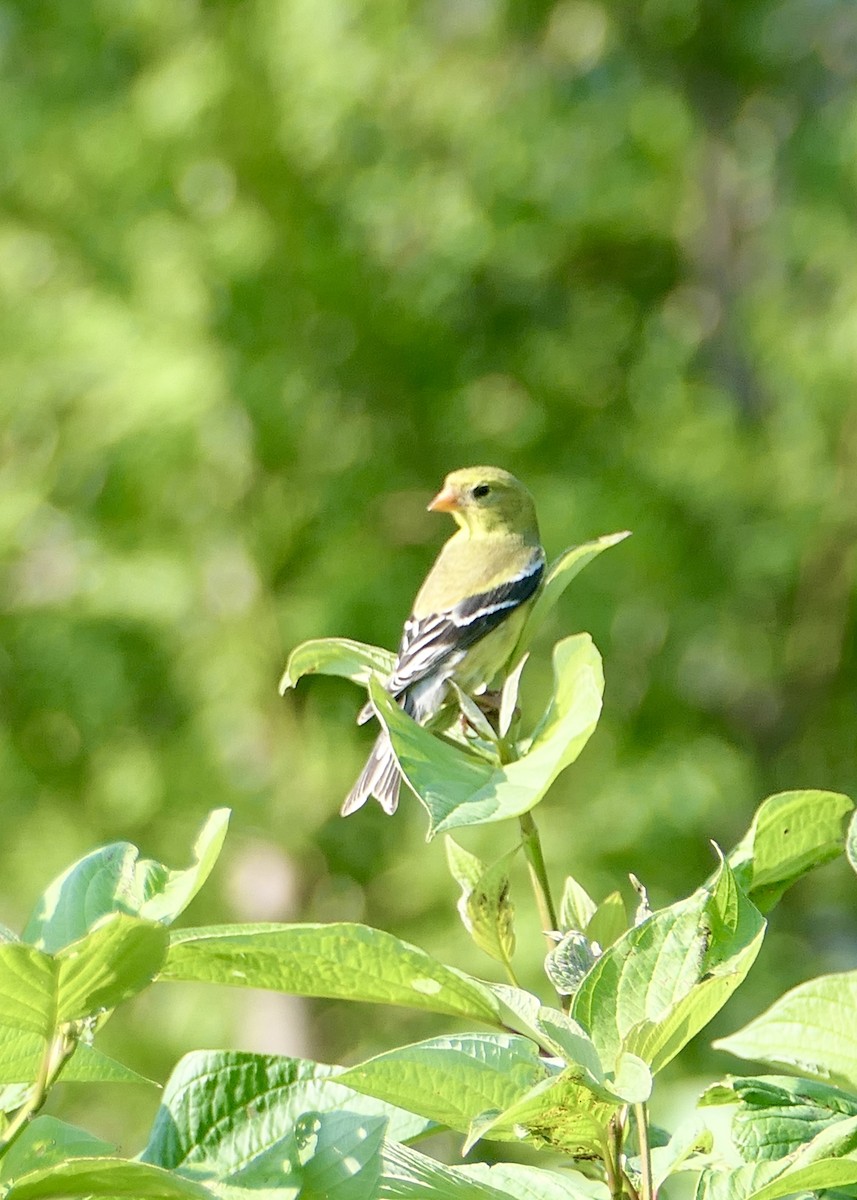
(341, 730, 402, 816)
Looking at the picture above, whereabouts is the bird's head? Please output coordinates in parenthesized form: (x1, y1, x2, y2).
(427, 466, 539, 540)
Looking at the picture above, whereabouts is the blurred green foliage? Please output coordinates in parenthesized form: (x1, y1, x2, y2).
(1, 0, 856, 1148)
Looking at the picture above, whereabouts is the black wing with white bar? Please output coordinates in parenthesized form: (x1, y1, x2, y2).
(387, 550, 545, 696)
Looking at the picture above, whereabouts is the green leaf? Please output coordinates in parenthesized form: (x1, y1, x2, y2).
(559, 876, 597, 935)
(695, 1115, 857, 1200)
(279, 637, 396, 694)
(714, 1075, 857, 1162)
(610, 1052, 652, 1104)
(0, 946, 55, 1038)
(573, 857, 765, 1074)
(522, 1006, 606, 1084)
(381, 1140, 533, 1199)
(339, 1033, 552, 1134)
(0, 917, 163, 1096)
(464, 1068, 618, 1156)
(544, 932, 598, 997)
(728, 790, 853, 912)
(56, 915, 168, 1022)
(585, 891, 627, 949)
(0, 1034, 153, 1085)
(511, 532, 632, 665)
(0, 916, 166, 1032)
(3, 1159, 216, 1200)
(445, 838, 517, 968)
(371, 634, 604, 836)
(0, 1117, 114, 1184)
(714, 970, 857, 1091)
(648, 1118, 714, 1188)
(143, 1050, 431, 1176)
(162, 922, 512, 1026)
(23, 810, 230, 952)
(458, 1161, 609, 1200)
(293, 1110, 385, 1200)
(498, 654, 528, 739)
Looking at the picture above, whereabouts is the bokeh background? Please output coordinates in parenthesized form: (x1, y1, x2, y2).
(2, 0, 856, 1156)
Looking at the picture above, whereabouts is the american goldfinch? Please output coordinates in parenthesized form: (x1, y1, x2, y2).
(343, 466, 545, 816)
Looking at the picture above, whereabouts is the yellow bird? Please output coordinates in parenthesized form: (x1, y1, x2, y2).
(343, 466, 544, 816)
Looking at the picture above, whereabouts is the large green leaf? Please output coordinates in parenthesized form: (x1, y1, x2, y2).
(381, 1142, 561, 1200)
(703, 1075, 857, 1163)
(3, 1159, 216, 1199)
(339, 1033, 552, 1133)
(164, 921, 534, 1033)
(695, 1115, 857, 1200)
(0, 1117, 114, 1184)
(510, 532, 632, 664)
(458, 1161, 609, 1200)
(572, 858, 765, 1073)
(0, 917, 166, 1029)
(714, 970, 857, 1091)
(23, 810, 230, 953)
(142, 1050, 431, 1176)
(0, 916, 164, 1094)
(371, 634, 604, 835)
(728, 790, 853, 912)
(279, 637, 396, 694)
(291, 1110, 385, 1200)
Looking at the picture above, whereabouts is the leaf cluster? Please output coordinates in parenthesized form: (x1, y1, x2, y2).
(2, 535, 856, 1198)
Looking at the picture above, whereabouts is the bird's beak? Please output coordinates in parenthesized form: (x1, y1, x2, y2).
(427, 485, 460, 513)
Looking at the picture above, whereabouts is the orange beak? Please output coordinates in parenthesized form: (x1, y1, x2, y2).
(427, 485, 460, 513)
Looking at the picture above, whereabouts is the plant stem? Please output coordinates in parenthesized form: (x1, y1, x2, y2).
(518, 810, 559, 947)
(603, 1110, 626, 1200)
(500, 952, 521, 988)
(635, 1101, 655, 1200)
(0, 1028, 75, 1155)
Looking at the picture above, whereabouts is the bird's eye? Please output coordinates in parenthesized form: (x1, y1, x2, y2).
(472, 484, 491, 499)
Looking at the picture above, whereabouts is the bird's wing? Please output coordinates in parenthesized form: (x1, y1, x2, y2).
(387, 548, 545, 696)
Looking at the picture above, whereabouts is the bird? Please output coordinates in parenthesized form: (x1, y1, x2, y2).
(342, 466, 545, 816)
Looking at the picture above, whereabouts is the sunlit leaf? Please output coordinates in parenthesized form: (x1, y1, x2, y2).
(573, 856, 765, 1074)
(714, 970, 857, 1091)
(371, 634, 604, 835)
(0, 1117, 114, 1184)
(165, 922, 517, 1029)
(279, 638, 396, 694)
(464, 1068, 617, 1156)
(340, 1033, 551, 1134)
(143, 1050, 431, 1175)
(728, 790, 853, 912)
(23, 810, 230, 952)
(3, 1158, 216, 1199)
(559, 875, 597, 935)
(695, 1115, 857, 1200)
(585, 891, 627, 949)
(707, 1075, 857, 1163)
(511, 532, 632, 664)
(458, 1161, 609, 1200)
(445, 838, 517, 968)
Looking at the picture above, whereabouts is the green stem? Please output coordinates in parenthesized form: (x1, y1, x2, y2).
(635, 1102, 655, 1200)
(0, 1028, 75, 1156)
(518, 809, 559, 943)
(500, 953, 521, 988)
(603, 1110, 626, 1200)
